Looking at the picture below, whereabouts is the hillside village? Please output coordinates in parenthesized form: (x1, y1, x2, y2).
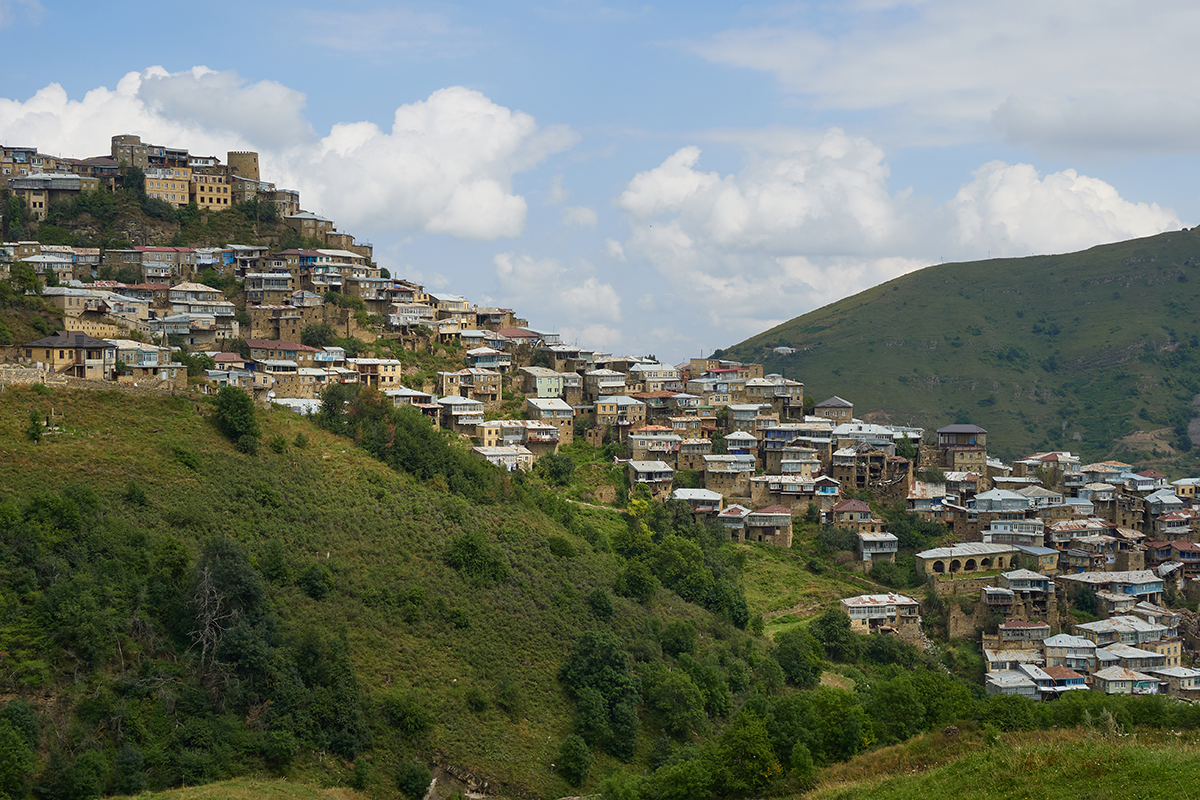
(4, 135, 1200, 708)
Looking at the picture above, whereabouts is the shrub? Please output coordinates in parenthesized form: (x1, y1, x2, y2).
(547, 535, 576, 558)
(122, 479, 149, 507)
(293, 432, 309, 449)
(214, 386, 260, 444)
(395, 762, 431, 799)
(269, 434, 288, 454)
(587, 588, 614, 620)
(173, 445, 201, 470)
(558, 734, 591, 787)
(236, 434, 259, 455)
(301, 563, 334, 599)
(351, 756, 370, 790)
(381, 691, 434, 738)
(444, 531, 508, 585)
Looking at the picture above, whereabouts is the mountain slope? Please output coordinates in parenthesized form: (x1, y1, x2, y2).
(720, 229, 1200, 467)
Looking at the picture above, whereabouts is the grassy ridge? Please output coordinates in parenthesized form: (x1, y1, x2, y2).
(721, 229, 1200, 468)
(813, 726, 1200, 800)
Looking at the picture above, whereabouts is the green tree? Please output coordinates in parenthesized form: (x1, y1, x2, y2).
(25, 409, 42, 444)
(10, 262, 41, 295)
(773, 627, 823, 687)
(716, 711, 780, 797)
(0, 719, 35, 800)
(558, 734, 592, 787)
(301, 322, 337, 349)
(395, 762, 431, 799)
(809, 608, 858, 662)
(614, 559, 658, 603)
(536, 452, 576, 486)
(213, 386, 260, 446)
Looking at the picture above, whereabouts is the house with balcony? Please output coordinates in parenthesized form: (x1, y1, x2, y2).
(936, 423, 988, 471)
(701, 454, 756, 497)
(519, 366, 565, 398)
(670, 488, 723, 516)
(1092, 667, 1160, 695)
(19, 330, 117, 380)
(744, 505, 794, 548)
(839, 593, 920, 635)
(627, 460, 674, 498)
(526, 397, 575, 444)
(857, 531, 898, 563)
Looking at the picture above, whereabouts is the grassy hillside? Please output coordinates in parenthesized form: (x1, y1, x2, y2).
(0, 386, 674, 797)
(813, 726, 1200, 800)
(0, 384, 850, 799)
(720, 229, 1200, 470)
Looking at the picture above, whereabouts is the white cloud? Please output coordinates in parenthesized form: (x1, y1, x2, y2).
(492, 252, 623, 342)
(605, 238, 626, 261)
(0, 69, 576, 241)
(690, 0, 1200, 152)
(614, 132, 1180, 354)
(0, 0, 41, 28)
(562, 205, 598, 228)
(293, 8, 478, 56)
(946, 161, 1181, 256)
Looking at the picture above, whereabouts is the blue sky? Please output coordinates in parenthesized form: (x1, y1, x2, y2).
(3, 0, 1197, 362)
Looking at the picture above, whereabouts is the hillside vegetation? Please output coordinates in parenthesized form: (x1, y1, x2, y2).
(720, 229, 1200, 470)
(0, 384, 851, 799)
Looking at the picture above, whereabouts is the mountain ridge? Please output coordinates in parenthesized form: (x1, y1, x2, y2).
(719, 229, 1200, 468)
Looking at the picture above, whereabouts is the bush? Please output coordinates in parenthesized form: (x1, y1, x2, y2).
(351, 756, 370, 790)
(444, 531, 508, 585)
(381, 692, 434, 738)
(558, 734, 592, 787)
(122, 479, 149, 508)
(587, 588, 614, 620)
(395, 762, 431, 799)
(214, 386, 260, 444)
(301, 563, 334, 599)
(547, 535, 576, 558)
(293, 432, 309, 448)
(236, 434, 259, 455)
(269, 434, 288, 454)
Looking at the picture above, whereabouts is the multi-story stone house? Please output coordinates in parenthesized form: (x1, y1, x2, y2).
(526, 397, 575, 445)
(19, 330, 117, 380)
(702, 454, 756, 497)
(813, 395, 853, 422)
(936, 423, 988, 471)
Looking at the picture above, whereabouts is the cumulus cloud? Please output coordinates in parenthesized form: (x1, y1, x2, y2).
(0, 69, 575, 240)
(689, 0, 1200, 152)
(946, 161, 1181, 256)
(562, 206, 597, 228)
(614, 132, 1180, 354)
(492, 252, 623, 345)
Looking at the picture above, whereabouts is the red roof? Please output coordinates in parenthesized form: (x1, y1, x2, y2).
(831, 498, 871, 513)
(1043, 666, 1083, 680)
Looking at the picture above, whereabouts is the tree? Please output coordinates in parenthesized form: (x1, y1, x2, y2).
(716, 711, 781, 797)
(10, 262, 41, 295)
(301, 322, 337, 349)
(536, 452, 575, 486)
(809, 608, 858, 662)
(558, 734, 592, 787)
(773, 627, 823, 687)
(213, 386, 260, 446)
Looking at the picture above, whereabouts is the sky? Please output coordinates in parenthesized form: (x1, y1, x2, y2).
(2, 0, 1197, 363)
